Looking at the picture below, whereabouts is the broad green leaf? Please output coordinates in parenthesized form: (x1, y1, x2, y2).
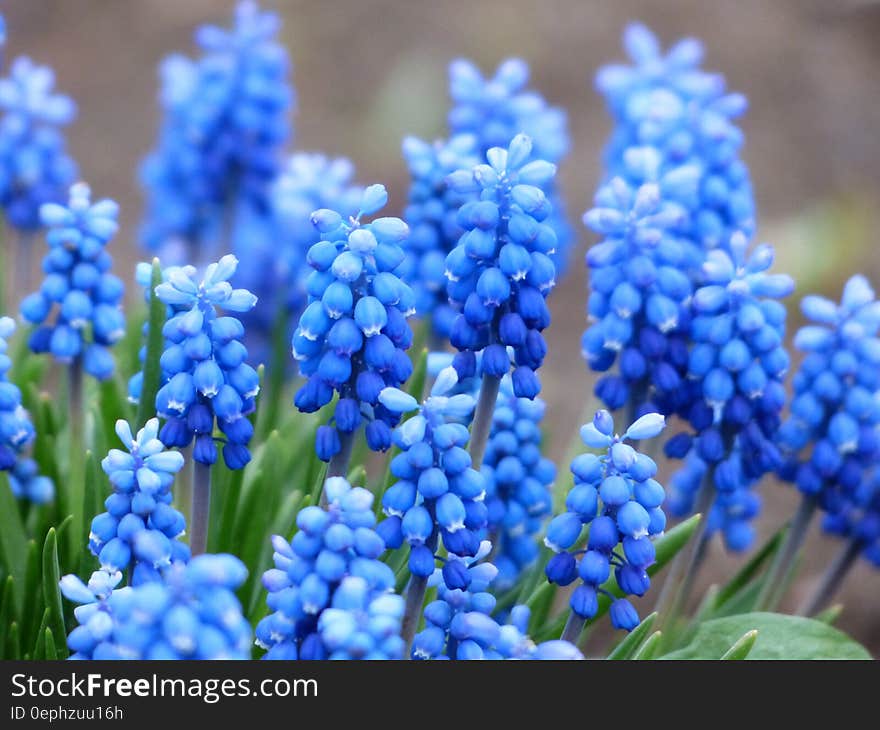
(42, 529, 68, 659)
(0, 473, 27, 613)
(135, 258, 165, 430)
(720, 630, 758, 660)
(606, 612, 658, 660)
(662, 612, 871, 660)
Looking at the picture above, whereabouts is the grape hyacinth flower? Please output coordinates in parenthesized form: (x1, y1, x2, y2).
(400, 133, 479, 341)
(412, 543, 582, 660)
(61, 555, 252, 660)
(291, 184, 414, 476)
(482, 376, 554, 590)
(448, 58, 573, 271)
(140, 0, 292, 264)
(256, 477, 403, 660)
(761, 275, 880, 609)
(545, 410, 667, 640)
(89, 419, 189, 585)
(153, 254, 259, 555)
(0, 316, 52, 502)
(445, 133, 557, 466)
(20, 183, 125, 381)
(374, 366, 488, 652)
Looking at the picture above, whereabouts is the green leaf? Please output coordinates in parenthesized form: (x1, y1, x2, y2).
(0, 575, 14, 657)
(41, 528, 68, 659)
(136, 258, 165, 430)
(43, 627, 58, 661)
(6, 621, 21, 659)
(662, 612, 872, 660)
(633, 631, 663, 660)
(713, 526, 785, 611)
(0, 473, 27, 613)
(606, 612, 658, 660)
(21, 540, 41, 649)
(814, 604, 843, 626)
(31, 608, 50, 660)
(720, 629, 758, 660)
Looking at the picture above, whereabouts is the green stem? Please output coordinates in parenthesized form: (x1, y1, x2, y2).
(401, 574, 428, 659)
(190, 461, 211, 557)
(468, 374, 501, 470)
(320, 430, 355, 508)
(756, 494, 817, 611)
(560, 612, 586, 645)
(798, 535, 862, 617)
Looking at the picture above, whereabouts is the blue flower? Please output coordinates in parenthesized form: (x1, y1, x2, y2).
(61, 555, 252, 659)
(448, 58, 573, 271)
(256, 477, 403, 660)
(89, 419, 189, 584)
(140, 0, 292, 261)
(445, 134, 557, 397)
(778, 275, 880, 515)
(20, 183, 125, 380)
(0, 54, 77, 230)
(400, 134, 479, 339)
(291, 184, 415, 462)
(152, 254, 260, 468)
(0, 316, 52, 502)
(482, 375, 555, 590)
(822, 469, 880, 570)
(375, 367, 489, 575)
(545, 410, 667, 631)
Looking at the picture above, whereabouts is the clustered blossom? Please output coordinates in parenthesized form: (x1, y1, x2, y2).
(140, 0, 292, 260)
(778, 276, 880, 517)
(88, 419, 189, 585)
(664, 232, 792, 550)
(445, 133, 557, 398)
(413, 543, 582, 660)
(482, 376, 554, 590)
(256, 477, 403, 660)
(20, 183, 125, 380)
(292, 184, 415, 461)
(0, 54, 77, 231)
(375, 368, 489, 579)
(0, 316, 52, 502)
(448, 57, 573, 271)
(400, 134, 479, 338)
(545, 411, 667, 631)
(60, 555, 252, 660)
(152, 255, 260, 469)
(823, 469, 880, 569)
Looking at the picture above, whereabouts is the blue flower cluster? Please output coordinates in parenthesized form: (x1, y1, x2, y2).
(413, 543, 582, 659)
(448, 57, 573, 270)
(445, 134, 557, 397)
(20, 183, 125, 380)
(88, 419, 189, 585)
(664, 232, 792, 550)
(375, 368, 489, 578)
(596, 23, 755, 254)
(256, 477, 403, 660)
(823, 468, 880, 569)
(140, 0, 292, 260)
(778, 276, 880, 515)
(0, 316, 52, 502)
(292, 184, 415, 461)
(0, 54, 77, 231)
(482, 376, 554, 590)
(545, 410, 667, 631)
(400, 134, 479, 339)
(581, 169, 696, 415)
(152, 255, 260, 469)
(60, 555, 252, 660)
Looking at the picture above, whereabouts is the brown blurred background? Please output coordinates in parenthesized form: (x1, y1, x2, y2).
(5, 0, 880, 650)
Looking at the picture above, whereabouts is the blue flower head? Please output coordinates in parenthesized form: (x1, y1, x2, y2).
(0, 54, 77, 230)
(482, 375, 555, 590)
(256, 477, 403, 660)
(140, 0, 292, 259)
(400, 134, 480, 339)
(291, 184, 415, 461)
(20, 183, 125, 380)
(445, 134, 557, 398)
(778, 275, 880, 514)
(544, 410, 667, 631)
(153, 254, 260, 469)
(89, 419, 189, 585)
(61, 555, 252, 659)
(596, 23, 755, 252)
(0, 316, 53, 502)
(448, 58, 573, 271)
(822, 468, 880, 570)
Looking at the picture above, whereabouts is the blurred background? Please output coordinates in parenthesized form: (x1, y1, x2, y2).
(5, 0, 880, 650)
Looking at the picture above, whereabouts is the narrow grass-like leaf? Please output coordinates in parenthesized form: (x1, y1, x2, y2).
(720, 629, 758, 660)
(21, 540, 41, 649)
(0, 575, 14, 658)
(31, 608, 50, 660)
(42, 528, 68, 659)
(6, 621, 21, 659)
(135, 258, 165, 430)
(0, 473, 27, 613)
(606, 612, 658, 660)
(814, 604, 843, 626)
(43, 627, 58, 661)
(633, 631, 663, 660)
(713, 526, 785, 610)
